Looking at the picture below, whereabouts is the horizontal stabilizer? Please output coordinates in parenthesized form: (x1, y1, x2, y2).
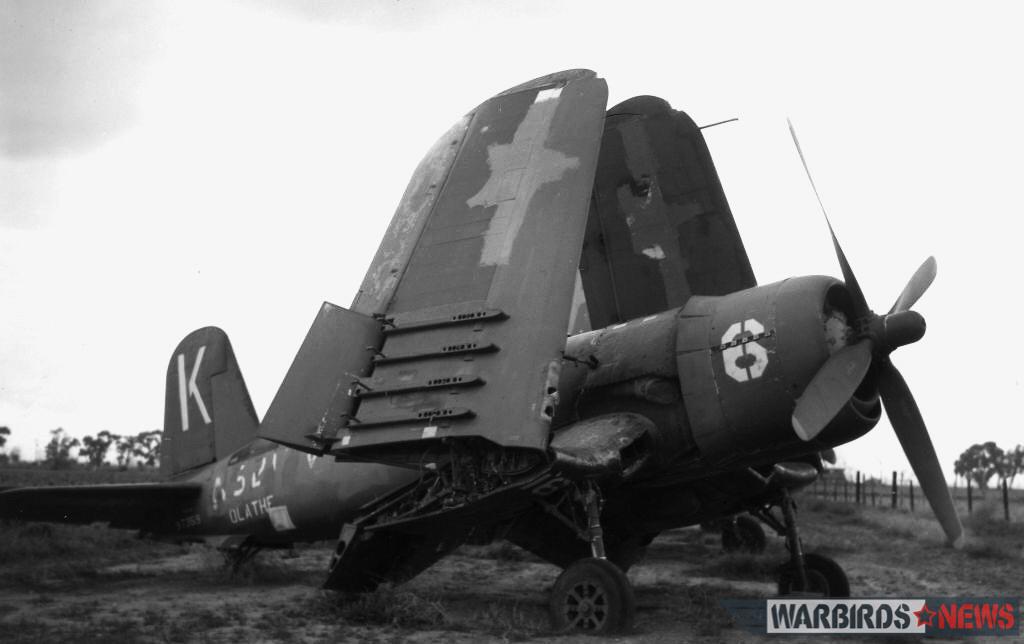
(0, 483, 202, 530)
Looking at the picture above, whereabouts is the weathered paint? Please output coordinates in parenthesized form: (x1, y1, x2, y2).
(162, 327, 258, 477)
(176, 441, 418, 542)
(330, 70, 608, 459)
(351, 115, 471, 317)
(258, 302, 382, 454)
(470, 88, 581, 266)
(579, 96, 756, 329)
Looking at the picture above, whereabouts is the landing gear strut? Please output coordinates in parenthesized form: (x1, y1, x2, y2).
(721, 514, 767, 553)
(548, 482, 635, 633)
(219, 539, 262, 573)
(758, 489, 850, 597)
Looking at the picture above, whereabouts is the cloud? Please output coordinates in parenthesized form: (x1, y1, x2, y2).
(243, 0, 551, 30)
(0, 1, 164, 159)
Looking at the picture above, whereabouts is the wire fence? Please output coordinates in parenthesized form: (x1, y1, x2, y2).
(803, 470, 1022, 522)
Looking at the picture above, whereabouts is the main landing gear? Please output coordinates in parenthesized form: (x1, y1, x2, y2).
(721, 514, 768, 553)
(548, 483, 635, 634)
(752, 489, 850, 597)
(218, 537, 263, 573)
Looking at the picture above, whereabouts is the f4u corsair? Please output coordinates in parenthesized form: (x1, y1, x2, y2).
(1, 70, 961, 633)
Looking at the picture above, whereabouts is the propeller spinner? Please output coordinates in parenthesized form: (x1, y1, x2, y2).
(787, 122, 963, 548)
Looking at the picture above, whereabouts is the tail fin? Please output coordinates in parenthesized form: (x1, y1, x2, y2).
(161, 327, 258, 477)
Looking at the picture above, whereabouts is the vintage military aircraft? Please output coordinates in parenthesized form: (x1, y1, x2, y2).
(0, 69, 961, 634)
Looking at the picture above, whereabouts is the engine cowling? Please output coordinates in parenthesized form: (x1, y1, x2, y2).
(556, 275, 881, 474)
(676, 275, 880, 466)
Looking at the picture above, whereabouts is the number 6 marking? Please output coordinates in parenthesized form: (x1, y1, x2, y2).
(722, 319, 769, 382)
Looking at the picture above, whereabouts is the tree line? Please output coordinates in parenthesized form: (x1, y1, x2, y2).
(954, 441, 1023, 490)
(0, 426, 161, 469)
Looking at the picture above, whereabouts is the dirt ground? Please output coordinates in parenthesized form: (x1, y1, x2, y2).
(1, 497, 1021, 643)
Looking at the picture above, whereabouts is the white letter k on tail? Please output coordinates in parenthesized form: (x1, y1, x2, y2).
(177, 346, 212, 431)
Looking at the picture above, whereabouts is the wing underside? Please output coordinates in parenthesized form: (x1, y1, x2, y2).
(580, 96, 756, 328)
(325, 70, 608, 462)
(0, 483, 202, 530)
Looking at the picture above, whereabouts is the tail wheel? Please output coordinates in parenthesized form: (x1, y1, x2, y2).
(722, 515, 767, 553)
(777, 552, 850, 597)
(549, 558, 635, 633)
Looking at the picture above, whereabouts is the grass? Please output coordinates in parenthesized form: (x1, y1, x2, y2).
(641, 581, 747, 637)
(0, 464, 161, 487)
(320, 584, 450, 628)
(0, 519, 185, 589)
(457, 540, 538, 563)
(2, 485, 1021, 642)
(698, 552, 776, 582)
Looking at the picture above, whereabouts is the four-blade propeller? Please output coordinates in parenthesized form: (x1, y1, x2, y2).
(787, 122, 963, 547)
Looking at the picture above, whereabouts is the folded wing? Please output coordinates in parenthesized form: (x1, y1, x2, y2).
(580, 97, 756, 327)
(331, 70, 608, 463)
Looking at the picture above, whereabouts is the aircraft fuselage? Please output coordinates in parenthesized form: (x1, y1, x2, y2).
(166, 441, 417, 543)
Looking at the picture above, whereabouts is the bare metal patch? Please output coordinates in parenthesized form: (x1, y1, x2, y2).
(615, 119, 691, 304)
(354, 115, 470, 313)
(468, 90, 579, 266)
(268, 505, 296, 532)
(642, 245, 666, 260)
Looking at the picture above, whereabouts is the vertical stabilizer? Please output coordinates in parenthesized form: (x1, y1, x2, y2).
(161, 327, 258, 476)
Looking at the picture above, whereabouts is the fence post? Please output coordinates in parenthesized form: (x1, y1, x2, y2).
(909, 480, 914, 512)
(844, 478, 848, 502)
(891, 471, 898, 509)
(856, 471, 861, 505)
(967, 478, 973, 515)
(1004, 480, 1010, 522)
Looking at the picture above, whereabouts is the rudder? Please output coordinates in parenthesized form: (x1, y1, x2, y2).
(161, 327, 258, 477)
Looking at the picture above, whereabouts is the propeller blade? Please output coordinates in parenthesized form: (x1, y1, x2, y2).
(787, 120, 870, 318)
(890, 256, 937, 314)
(792, 340, 873, 441)
(878, 362, 964, 548)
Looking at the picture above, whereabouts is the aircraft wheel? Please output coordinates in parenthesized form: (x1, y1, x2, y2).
(777, 552, 850, 597)
(722, 515, 767, 553)
(549, 558, 635, 633)
(699, 519, 725, 533)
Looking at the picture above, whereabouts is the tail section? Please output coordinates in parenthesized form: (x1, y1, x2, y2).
(161, 327, 258, 477)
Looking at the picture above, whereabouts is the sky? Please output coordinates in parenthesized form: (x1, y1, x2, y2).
(1, 0, 1021, 484)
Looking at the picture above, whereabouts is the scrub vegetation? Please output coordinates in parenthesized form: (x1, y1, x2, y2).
(0, 488, 1021, 642)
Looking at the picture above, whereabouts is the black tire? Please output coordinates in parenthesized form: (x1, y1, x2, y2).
(699, 520, 720, 533)
(722, 515, 767, 553)
(549, 558, 635, 634)
(777, 552, 850, 597)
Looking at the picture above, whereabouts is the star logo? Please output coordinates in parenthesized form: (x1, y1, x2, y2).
(914, 602, 936, 627)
